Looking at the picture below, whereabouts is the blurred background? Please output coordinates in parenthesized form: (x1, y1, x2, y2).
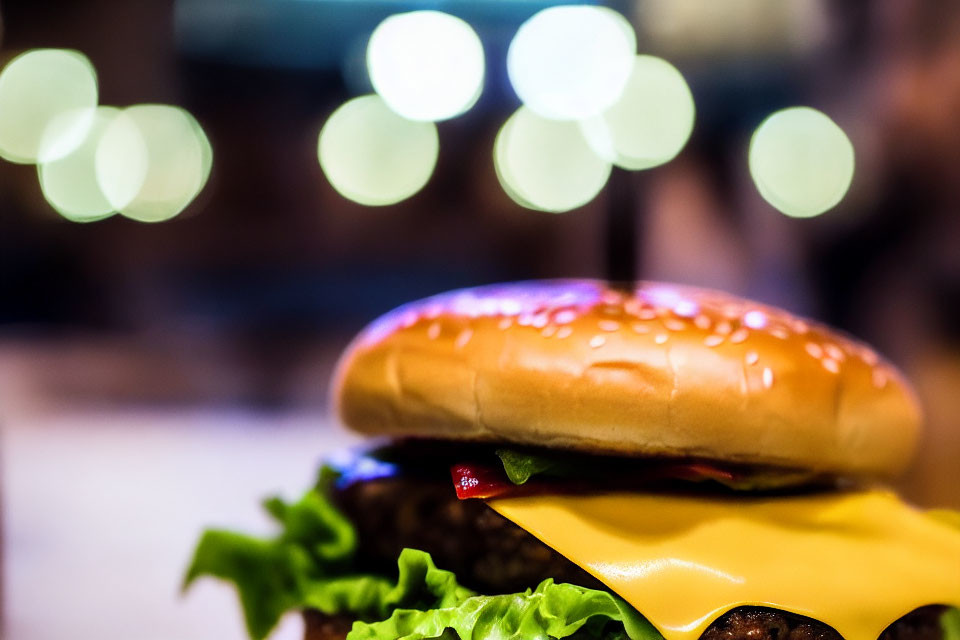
(1, 0, 959, 638)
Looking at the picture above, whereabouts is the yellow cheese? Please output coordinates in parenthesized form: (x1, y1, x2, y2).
(488, 489, 960, 640)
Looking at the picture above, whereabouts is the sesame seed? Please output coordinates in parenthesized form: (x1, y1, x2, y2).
(745, 351, 759, 365)
(632, 322, 650, 334)
(664, 318, 686, 331)
(762, 367, 774, 388)
(805, 342, 824, 359)
(598, 320, 621, 332)
(822, 358, 840, 374)
(730, 328, 748, 344)
(541, 326, 556, 338)
(455, 329, 473, 348)
(715, 321, 732, 336)
(589, 335, 606, 348)
(654, 333, 668, 345)
(498, 317, 512, 330)
(556, 326, 573, 339)
(427, 323, 441, 340)
(638, 309, 657, 320)
(771, 327, 790, 340)
(602, 306, 621, 315)
(825, 344, 845, 361)
(624, 300, 642, 315)
(694, 315, 712, 330)
(872, 369, 888, 388)
(554, 310, 577, 325)
(704, 335, 724, 347)
(532, 313, 549, 329)
(861, 348, 879, 366)
(743, 310, 768, 329)
(793, 320, 810, 334)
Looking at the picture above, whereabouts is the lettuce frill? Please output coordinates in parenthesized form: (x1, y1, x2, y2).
(184, 469, 661, 640)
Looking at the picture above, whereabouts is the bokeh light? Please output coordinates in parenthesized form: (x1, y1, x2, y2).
(95, 110, 148, 212)
(748, 106, 854, 218)
(367, 10, 484, 122)
(494, 106, 611, 213)
(0, 49, 98, 164)
(580, 55, 695, 170)
(95, 104, 213, 223)
(318, 94, 439, 206)
(38, 106, 120, 222)
(507, 6, 635, 121)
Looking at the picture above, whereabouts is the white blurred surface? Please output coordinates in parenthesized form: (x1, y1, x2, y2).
(1, 407, 362, 640)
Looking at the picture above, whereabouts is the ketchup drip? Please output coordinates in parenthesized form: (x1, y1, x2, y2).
(451, 463, 515, 499)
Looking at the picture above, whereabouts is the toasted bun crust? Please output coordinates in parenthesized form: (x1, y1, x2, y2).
(333, 281, 921, 478)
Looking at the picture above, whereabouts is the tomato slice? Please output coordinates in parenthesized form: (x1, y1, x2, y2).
(451, 463, 514, 499)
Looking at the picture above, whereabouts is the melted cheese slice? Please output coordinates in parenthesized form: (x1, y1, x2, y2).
(488, 489, 960, 640)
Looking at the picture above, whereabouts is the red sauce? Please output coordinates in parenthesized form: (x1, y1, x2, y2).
(450, 463, 515, 499)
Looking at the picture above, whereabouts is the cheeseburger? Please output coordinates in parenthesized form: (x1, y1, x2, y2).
(186, 281, 960, 640)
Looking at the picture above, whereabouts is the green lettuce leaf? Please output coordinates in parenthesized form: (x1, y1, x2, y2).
(261, 467, 357, 563)
(299, 548, 475, 621)
(184, 471, 473, 639)
(185, 529, 310, 639)
(496, 448, 564, 485)
(943, 608, 960, 640)
(347, 578, 663, 640)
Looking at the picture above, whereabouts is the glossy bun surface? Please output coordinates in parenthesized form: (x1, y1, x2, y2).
(334, 281, 921, 478)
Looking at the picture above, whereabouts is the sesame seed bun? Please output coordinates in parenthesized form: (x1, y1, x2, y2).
(332, 281, 922, 479)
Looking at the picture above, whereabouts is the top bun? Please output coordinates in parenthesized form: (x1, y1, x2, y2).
(333, 281, 921, 479)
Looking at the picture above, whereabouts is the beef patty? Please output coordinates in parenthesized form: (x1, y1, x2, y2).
(312, 475, 947, 640)
(332, 473, 601, 593)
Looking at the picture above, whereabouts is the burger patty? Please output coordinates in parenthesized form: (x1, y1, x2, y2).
(332, 473, 603, 592)
(322, 476, 948, 640)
